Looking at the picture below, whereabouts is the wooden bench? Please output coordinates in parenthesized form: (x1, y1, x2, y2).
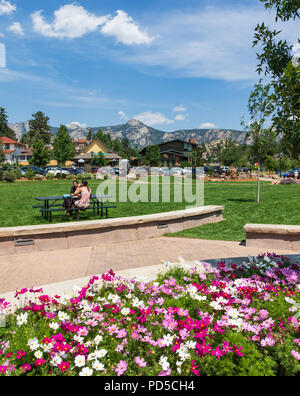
(40, 205, 116, 222)
(244, 223, 300, 251)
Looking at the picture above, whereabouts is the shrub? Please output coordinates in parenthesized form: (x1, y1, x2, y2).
(3, 169, 17, 183)
(25, 168, 36, 180)
(46, 173, 54, 180)
(0, 170, 3, 181)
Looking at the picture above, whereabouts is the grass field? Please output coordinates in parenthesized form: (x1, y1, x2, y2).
(0, 179, 299, 242)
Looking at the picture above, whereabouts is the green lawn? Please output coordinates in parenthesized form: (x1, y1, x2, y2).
(0, 179, 299, 242)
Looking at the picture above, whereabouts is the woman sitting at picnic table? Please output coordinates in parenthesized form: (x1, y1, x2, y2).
(64, 180, 80, 217)
(72, 179, 91, 219)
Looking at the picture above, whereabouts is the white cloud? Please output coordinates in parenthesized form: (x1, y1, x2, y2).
(173, 105, 187, 112)
(0, 0, 16, 16)
(8, 22, 24, 36)
(116, 6, 299, 81)
(101, 10, 155, 45)
(292, 43, 300, 53)
(66, 121, 87, 129)
(175, 114, 187, 121)
(118, 110, 128, 120)
(31, 4, 109, 39)
(199, 122, 217, 129)
(133, 111, 174, 126)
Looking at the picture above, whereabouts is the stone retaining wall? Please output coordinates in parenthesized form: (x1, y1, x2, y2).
(0, 206, 224, 256)
(244, 223, 300, 251)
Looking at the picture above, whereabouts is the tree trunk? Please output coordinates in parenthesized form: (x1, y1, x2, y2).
(257, 163, 260, 204)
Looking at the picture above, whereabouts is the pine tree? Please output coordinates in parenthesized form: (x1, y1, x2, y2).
(28, 111, 52, 145)
(0, 107, 16, 139)
(30, 139, 51, 168)
(53, 125, 75, 168)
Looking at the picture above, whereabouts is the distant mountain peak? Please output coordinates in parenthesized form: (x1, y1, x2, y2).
(8, 120, 247, 148)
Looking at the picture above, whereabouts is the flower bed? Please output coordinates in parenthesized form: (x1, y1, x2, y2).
(0, 254, 299, 376)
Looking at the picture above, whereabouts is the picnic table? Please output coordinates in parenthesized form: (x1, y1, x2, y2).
(34, 194, 114, 222)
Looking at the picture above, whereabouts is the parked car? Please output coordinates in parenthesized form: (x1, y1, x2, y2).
(46, 168, 70, 177)
(170, 167, 184, 176)
(284, 169, 300, 179)
(21, 166, 46, 176)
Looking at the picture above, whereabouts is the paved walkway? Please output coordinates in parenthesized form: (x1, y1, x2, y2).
(0, 236, 294, 295)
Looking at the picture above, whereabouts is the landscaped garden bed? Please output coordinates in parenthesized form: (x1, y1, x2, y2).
(0, 254, 299, 376)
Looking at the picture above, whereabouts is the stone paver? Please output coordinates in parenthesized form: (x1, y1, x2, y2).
(0, 236, 295, 294)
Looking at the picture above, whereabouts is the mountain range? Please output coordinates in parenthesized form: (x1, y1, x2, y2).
(8, 119, 247, 148)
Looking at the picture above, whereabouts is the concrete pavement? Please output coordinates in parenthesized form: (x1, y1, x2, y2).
(0, 236, 294, 295)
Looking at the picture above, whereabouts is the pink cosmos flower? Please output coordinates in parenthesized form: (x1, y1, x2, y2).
(58, 362, 70, 372)
(135, 356, 147, 368)
(21, 364, 31, 373)
(16, 350, 26, 359)
(35, 359, 46, 367)
(291, 350, 300, 360)
(115, 360, 128, 376)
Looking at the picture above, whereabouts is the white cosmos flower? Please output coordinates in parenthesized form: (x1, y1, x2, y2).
(92, 360, 105, 371)
(51, 355, 62, 367)
(49, 322, 59, 331)
(79, 367, 93, 376)
(28, 338, 40, 351)
(34, 350, 43, 359)
(16, 312, 28, 327)
(75, 355, 86, 368)
(95, 349, 107, 358)
(121, 308, 130, 316)
(162, 334, 174, 346)
(58, 311, 70, 322)
(94, 335, 103, 345)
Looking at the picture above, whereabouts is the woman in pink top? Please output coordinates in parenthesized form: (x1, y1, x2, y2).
(72, 179, 91, 219)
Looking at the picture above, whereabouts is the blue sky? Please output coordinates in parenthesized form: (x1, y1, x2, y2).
(0, 0, 298, 131)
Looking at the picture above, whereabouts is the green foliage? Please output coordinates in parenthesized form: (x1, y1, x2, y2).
(0, 107, 16, 139)
(260, 0, 300, 21)
(192, 145, 205, 167)
(3, 169, 17, 183)
(25, 168, 36, 180)
(45, 173, 54, 180)
(28, 111, 52, 145)
(219, 140, 250, 167)
(143, 145, 161, 166)
(197, 332, 277, 376)
(252, 1, 299, 159)
(53, 125, 76, 168)
(272, 63, 300, 159)
(92, 152, 108, 167)
(30, 139, 51, 168)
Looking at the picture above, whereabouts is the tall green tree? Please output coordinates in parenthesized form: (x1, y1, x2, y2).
(53, 125, 76, 168)
(93, 152, 108, 167)
(0, 108, 16, 139)
(192, 145, 205, 167)
(87, 128, 93, 142)
(143, 145, 161, 166)
(30, 139, 51, 168)
(219, 140, 250, 168)
(242, 82, 276, 203)
(28, 111, 52, 145)
(253, 0, 300, 158)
